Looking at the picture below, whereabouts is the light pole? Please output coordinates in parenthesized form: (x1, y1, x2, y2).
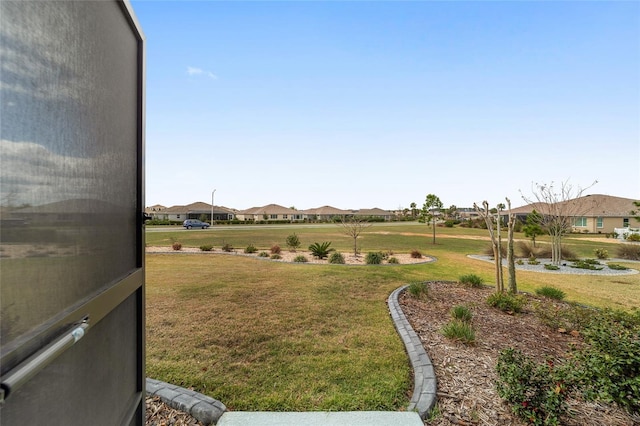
(211, 189, 216, 226)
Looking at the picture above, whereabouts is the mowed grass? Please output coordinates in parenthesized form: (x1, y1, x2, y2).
(145, 223, 640, 410)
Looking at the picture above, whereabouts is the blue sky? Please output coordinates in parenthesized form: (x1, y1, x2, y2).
(131, 1, 639, 211)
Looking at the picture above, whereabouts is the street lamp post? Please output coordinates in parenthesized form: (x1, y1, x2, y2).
(211, 189, 216, 226)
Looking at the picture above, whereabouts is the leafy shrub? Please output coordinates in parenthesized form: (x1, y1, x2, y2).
(270, 254, 282, 260)
(626, 233, 640, 242)
(451, 305, 472, 323)
(328, 252, 345, 264)
(407, 281, 428, 299)
(410, 249, 422, 259)
(516, 259, 524, 265)
(594, 248, 609, 259)
(608, 263, 628, 270)
(387, 257, 399, 264)
(496, 348, 572, 425)
(221, 242, 234, 252)
(515, 241, 538, 259)
(365, 251, 384, 264)
(569, 310, 640, 414)
(199, 244, 213, 251)
(544, 264, 560, 271)
(444, 220, 455, 228)
(270, 244, 281, 254)
(258, 251, 269, 257)
(534, 302, 594, 333)
(441, 320, 475, 344)
(172, 242, 182, 251)
(293, 255, 308, 263)
(487, 292, 526, 313)
(459, 274, 483, 288)
(570, 260, 603, 270)
(285, 233, 301, 251)
(617, 244, 640, 260)
(535, 286, 566, 300)
(308, 242, 333, 259)
(528, 257, 540, 265)
(244, 244, 258, 254)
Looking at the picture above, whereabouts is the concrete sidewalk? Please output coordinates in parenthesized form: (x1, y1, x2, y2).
(217, 411, 424, 425)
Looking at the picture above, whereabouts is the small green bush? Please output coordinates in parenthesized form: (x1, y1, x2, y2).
(571, 260, 603, 270)
(172, 242, 182, 251)
(410, 249, 422, 259)
(608, 263, 628, 270)
(387, 257, 399, 264)
(407, 281, 428, 299)
(528, 257, 540, 265)
(308, 241, 333, 259)
(626, 233, 640, 242)
(444, 220, 455, 228)
(365, 251, 384, 264)
(451, 305, 473, 323)
(244, 244, 258, 254)
(441, 320, 475, 344)
(328, 252, 345, 264)
(594, 248, 609, 259)
(285, 233, 301, 251)
(487, 292, 526, 313)
(199, 244, 213, 252)
(270, 244, 281, 254)
(535, 286, 566, 300)
(221, 242, 234, 252)
(516, 259, 524, 265)
(496, 348, 572, 425)
(293, 255, 308, 263)
(258, 251, 269, 257)
(617, 244, 640, 260)
(544, 264, 560, 271)
(459, 274, 483, 288)
(270, 254, 282, 260)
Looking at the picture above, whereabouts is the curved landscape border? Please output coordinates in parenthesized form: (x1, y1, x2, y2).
(387, 285, 437, 419)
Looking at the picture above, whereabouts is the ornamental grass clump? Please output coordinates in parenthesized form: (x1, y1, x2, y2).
(407, 281, 428, 300)
(199, 244, 213, 252)
(293, 255, 308, 263)
(535, 286, 566, 300)
(487, 292, 526, 313)
(441, 320, 475, 344)
(365, 251, 384, 264)
(451, 305, 473, 323)
(410, 249, 423, 259)
(459, 274, 483, 288)
(244, 244, 258, 254)
(328, 252, 345, 264)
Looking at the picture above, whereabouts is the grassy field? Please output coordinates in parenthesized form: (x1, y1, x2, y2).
(145, 222, 639, 410)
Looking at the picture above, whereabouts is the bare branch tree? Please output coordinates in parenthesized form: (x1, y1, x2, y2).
(520, 179, 598, 265)
(339, 216, 372, 256)
(505, 197, 517, 294)
(473, 200, 504, 292)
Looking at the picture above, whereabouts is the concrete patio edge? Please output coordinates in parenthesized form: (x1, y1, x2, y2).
(388, 285, 437, 419)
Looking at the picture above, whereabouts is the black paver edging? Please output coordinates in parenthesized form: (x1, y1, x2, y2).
(388, 285, 437, 419)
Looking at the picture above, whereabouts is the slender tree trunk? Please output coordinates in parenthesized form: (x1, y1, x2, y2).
(506, 198, 517, 294)
(432, 218, 436, 244)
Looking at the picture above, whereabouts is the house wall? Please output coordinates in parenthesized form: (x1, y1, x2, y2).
(571, 216, 640, 234)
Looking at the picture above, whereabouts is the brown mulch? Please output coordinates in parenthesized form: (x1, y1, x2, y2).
(399, 281, 638, 426)
(145, 397, 203, 426)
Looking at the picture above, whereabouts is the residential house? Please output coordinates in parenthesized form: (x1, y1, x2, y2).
(301, 205, 351, 222)
(147, 202, 235, 222)
(353, 208, 393, 221)
(235, 204, 303, 222)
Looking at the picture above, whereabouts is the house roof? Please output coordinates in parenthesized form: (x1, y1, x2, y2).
(302, 205, 350, 215)
(355, 208, 391, 216)
(161, 202, 235, 214)
(237, 204, 298, 215)
(509, 194, 638, 217)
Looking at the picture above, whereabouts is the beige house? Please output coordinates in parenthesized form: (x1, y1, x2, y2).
(235, 204, 303, 221)
(301, 205, 351, 221)
(146, 202, 235, 222)
(353, 207, 393, 221)
(508, 194, 639, 234)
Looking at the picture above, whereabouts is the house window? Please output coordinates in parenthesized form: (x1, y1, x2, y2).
(623, 218, 630, 227)
(270, 214, 277, 219)
(596, 217, 603, 228)
(177, 214, 180, 219)
(283, 214, 288, 219)
(574, 217, 587, 227)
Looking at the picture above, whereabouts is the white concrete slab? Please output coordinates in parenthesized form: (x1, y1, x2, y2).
(217, 411, 423, 426)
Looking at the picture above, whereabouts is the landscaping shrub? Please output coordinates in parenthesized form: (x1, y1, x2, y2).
(608, 263, 628, 270)
(407, 281, 428, 299)
(535, 286, 566, 300)
(594, 248, 609, 259)
(487, 292, 526, 313)
(534, 303, 593, 333)
(515, 241, 538, 259)
(441, 320, 475, 344)
(533, 245, 577, 261)
(258, 251, 269, 257)
(451, 305, 472, 323)
(270, 244, 281, 254)
(221, 242, 234, 252)
(293, 255, 308, 263)
(444, 220, 455, 228)
(528, 257, 540, 265)
(459, 274, 483, 288)
(496, 348, 572, 425)
(199, 244, 213, 252)
(365, 251, 384, 264)
(387, 256, 399, 264)
(244, 244, 258, 254)
(270, 254, 282, 260)
(544, 264, 560, 271)
(328, 252, 345, 264)
(172, 242, 182, 251)
(617, 243, 640, 260)
(626, 233, 640, 242)
(483, 243, 507, 258)
(285, 233, 301, 251)
(410, 249, 422, 259)
(571, 259, 603, 270)
(308, 241, 333, 259)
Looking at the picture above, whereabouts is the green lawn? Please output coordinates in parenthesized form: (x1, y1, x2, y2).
(145, 222, 639, 410)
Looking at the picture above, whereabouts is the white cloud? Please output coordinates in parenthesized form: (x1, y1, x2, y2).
(187, 66, 217, 79)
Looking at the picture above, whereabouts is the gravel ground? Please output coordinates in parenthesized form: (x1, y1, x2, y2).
(468, 255, 639, 275)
